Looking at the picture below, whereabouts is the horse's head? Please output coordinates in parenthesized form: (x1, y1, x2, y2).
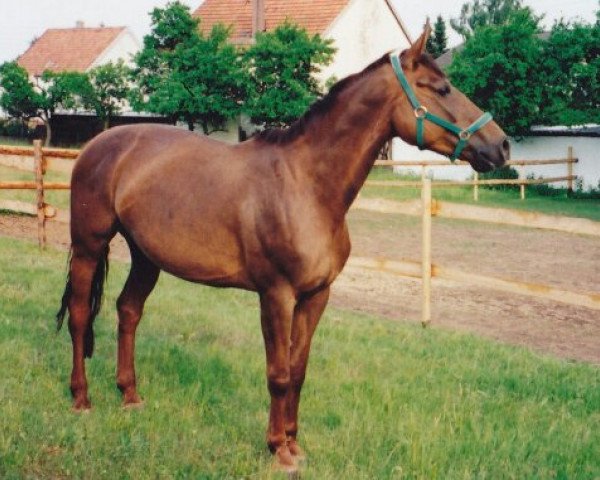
(389, 24, 509, 172)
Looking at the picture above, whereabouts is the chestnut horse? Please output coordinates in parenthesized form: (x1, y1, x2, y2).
(57, 26, 508, 471)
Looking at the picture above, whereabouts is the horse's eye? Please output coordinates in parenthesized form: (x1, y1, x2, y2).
(437, 85, 451, 97)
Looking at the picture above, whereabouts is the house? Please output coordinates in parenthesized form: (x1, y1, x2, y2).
(193, 0, 412, 85)
(14, 23, 168, 145)
(17, 22, 140, 77)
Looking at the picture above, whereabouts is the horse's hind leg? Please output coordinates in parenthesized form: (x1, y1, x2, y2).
(116, 238, 160, 406)
(67, 239, 111, 410)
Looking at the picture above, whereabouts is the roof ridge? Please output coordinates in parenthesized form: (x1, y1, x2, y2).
(44, 26, 126, 32)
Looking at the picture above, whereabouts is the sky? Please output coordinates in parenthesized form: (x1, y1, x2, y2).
(0, 0, 597, 64)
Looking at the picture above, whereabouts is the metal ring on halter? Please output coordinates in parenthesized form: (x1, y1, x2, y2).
(414, 106, 428, 119)
(459, 130, 472, 141)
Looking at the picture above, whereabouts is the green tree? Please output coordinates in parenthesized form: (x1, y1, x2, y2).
(538, 20, 600, 125)
(0, 62, 41, 121)
(133, 1, 247, 134)
(244, 22, 335, 129)
(81, 60, 131, 130)
(0, 62, 87, 145)
(426, 16, 448, 57)
(450, 0, 534, 39)
(448, 9, 543, 137)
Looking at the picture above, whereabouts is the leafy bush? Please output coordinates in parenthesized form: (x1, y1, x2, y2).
(526, 178, 563, 197)
(525, 176, 600, 199)
(570, 180, 600, 200)
(0, 118, 33, 138)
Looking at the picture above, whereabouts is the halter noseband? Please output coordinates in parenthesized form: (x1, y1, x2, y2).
(390, 51, 493, 161)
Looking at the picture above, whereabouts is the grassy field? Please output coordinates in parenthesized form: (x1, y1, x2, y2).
(0, 236, 598, 479)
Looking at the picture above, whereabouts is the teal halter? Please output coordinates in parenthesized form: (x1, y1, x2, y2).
(390, 51, 493, 161)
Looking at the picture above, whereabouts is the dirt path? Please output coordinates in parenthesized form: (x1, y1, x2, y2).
(1, 211, 599, 364)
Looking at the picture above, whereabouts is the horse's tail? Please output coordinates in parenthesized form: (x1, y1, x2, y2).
(56, 245, 110, 358)
(56, 248, 73, 333)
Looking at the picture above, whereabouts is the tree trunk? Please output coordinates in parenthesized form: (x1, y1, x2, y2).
(201, 121, 210, 136)
(103, 117, 110, 131)
(43, 118, 52, 148)
(187, 120, 195, 132)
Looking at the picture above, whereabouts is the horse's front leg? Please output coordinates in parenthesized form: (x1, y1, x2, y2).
(286, 287, 330, 460)
(259, 284, 297, 472)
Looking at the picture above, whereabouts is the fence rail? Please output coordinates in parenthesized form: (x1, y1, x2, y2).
(0, 181, 71, 190)
(366, 175, 577, 188)
(0, 144, 79, 159)
(374, 157, 578, 167)
(346, 256, 600, 312)
(352, 197, 600, 236)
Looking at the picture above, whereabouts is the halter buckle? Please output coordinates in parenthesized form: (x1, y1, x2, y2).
(459, 130, 472, 141)
(414, 106, 428, 119)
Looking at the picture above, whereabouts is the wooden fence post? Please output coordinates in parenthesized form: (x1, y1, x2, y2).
(421, 178, 432, 327)
(519, 165, 526, 200)
(473, 172, 479, 201)
(567, 146, 574, 194)
(33, 140, 46, 250)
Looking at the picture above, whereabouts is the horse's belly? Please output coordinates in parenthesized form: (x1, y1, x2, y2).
(120, 212, 253, 290)
(141, 237, 252, 288)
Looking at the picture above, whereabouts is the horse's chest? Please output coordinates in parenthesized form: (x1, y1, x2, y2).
(268, 222, 350, 292)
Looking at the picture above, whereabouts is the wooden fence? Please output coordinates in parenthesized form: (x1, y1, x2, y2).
(371, 147, 578, 201)
(1, 142, 599, 318)
(0, 141, 73, 248)
(351, 178, 600, 321)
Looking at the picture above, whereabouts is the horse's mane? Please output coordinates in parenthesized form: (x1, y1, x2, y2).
(254, 53, 393, 145)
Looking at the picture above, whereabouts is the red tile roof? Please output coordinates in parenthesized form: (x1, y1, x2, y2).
(18, 27, 126, 76)
(193, 0, 351, 42)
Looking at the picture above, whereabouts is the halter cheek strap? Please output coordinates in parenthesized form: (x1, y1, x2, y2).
(390, 51, 493, 161)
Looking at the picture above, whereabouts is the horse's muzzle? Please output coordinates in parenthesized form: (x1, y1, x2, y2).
(473, 137, 510, 172)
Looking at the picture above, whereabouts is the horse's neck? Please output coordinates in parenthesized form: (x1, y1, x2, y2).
(289, 69, 394, 215)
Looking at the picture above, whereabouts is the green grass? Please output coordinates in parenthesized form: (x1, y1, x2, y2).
(0, 236, 598, 479)
(0, 136, 32, 147)
(366, 168, 600, 221)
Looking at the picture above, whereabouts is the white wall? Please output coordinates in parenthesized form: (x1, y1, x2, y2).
(90, 29, 141, 68)
(391, 137, 470, 180)
(513, 136, 599, 190)
(392, 135, 600, 190)
(319, 0, 410, 82)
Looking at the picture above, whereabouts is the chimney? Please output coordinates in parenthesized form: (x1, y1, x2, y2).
(75, 20, 85, 29)
(252, 0, 266, 37)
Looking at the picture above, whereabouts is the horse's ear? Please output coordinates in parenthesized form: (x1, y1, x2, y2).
(406, 19, 432, 66)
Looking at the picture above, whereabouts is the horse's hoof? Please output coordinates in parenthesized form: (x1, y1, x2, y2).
(122, 392, 144, 409)
(72, 398, 92, 412)
(122, 399, 145, 410)
(288, 439, 306, 465)
(272, 445, 298, 475)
